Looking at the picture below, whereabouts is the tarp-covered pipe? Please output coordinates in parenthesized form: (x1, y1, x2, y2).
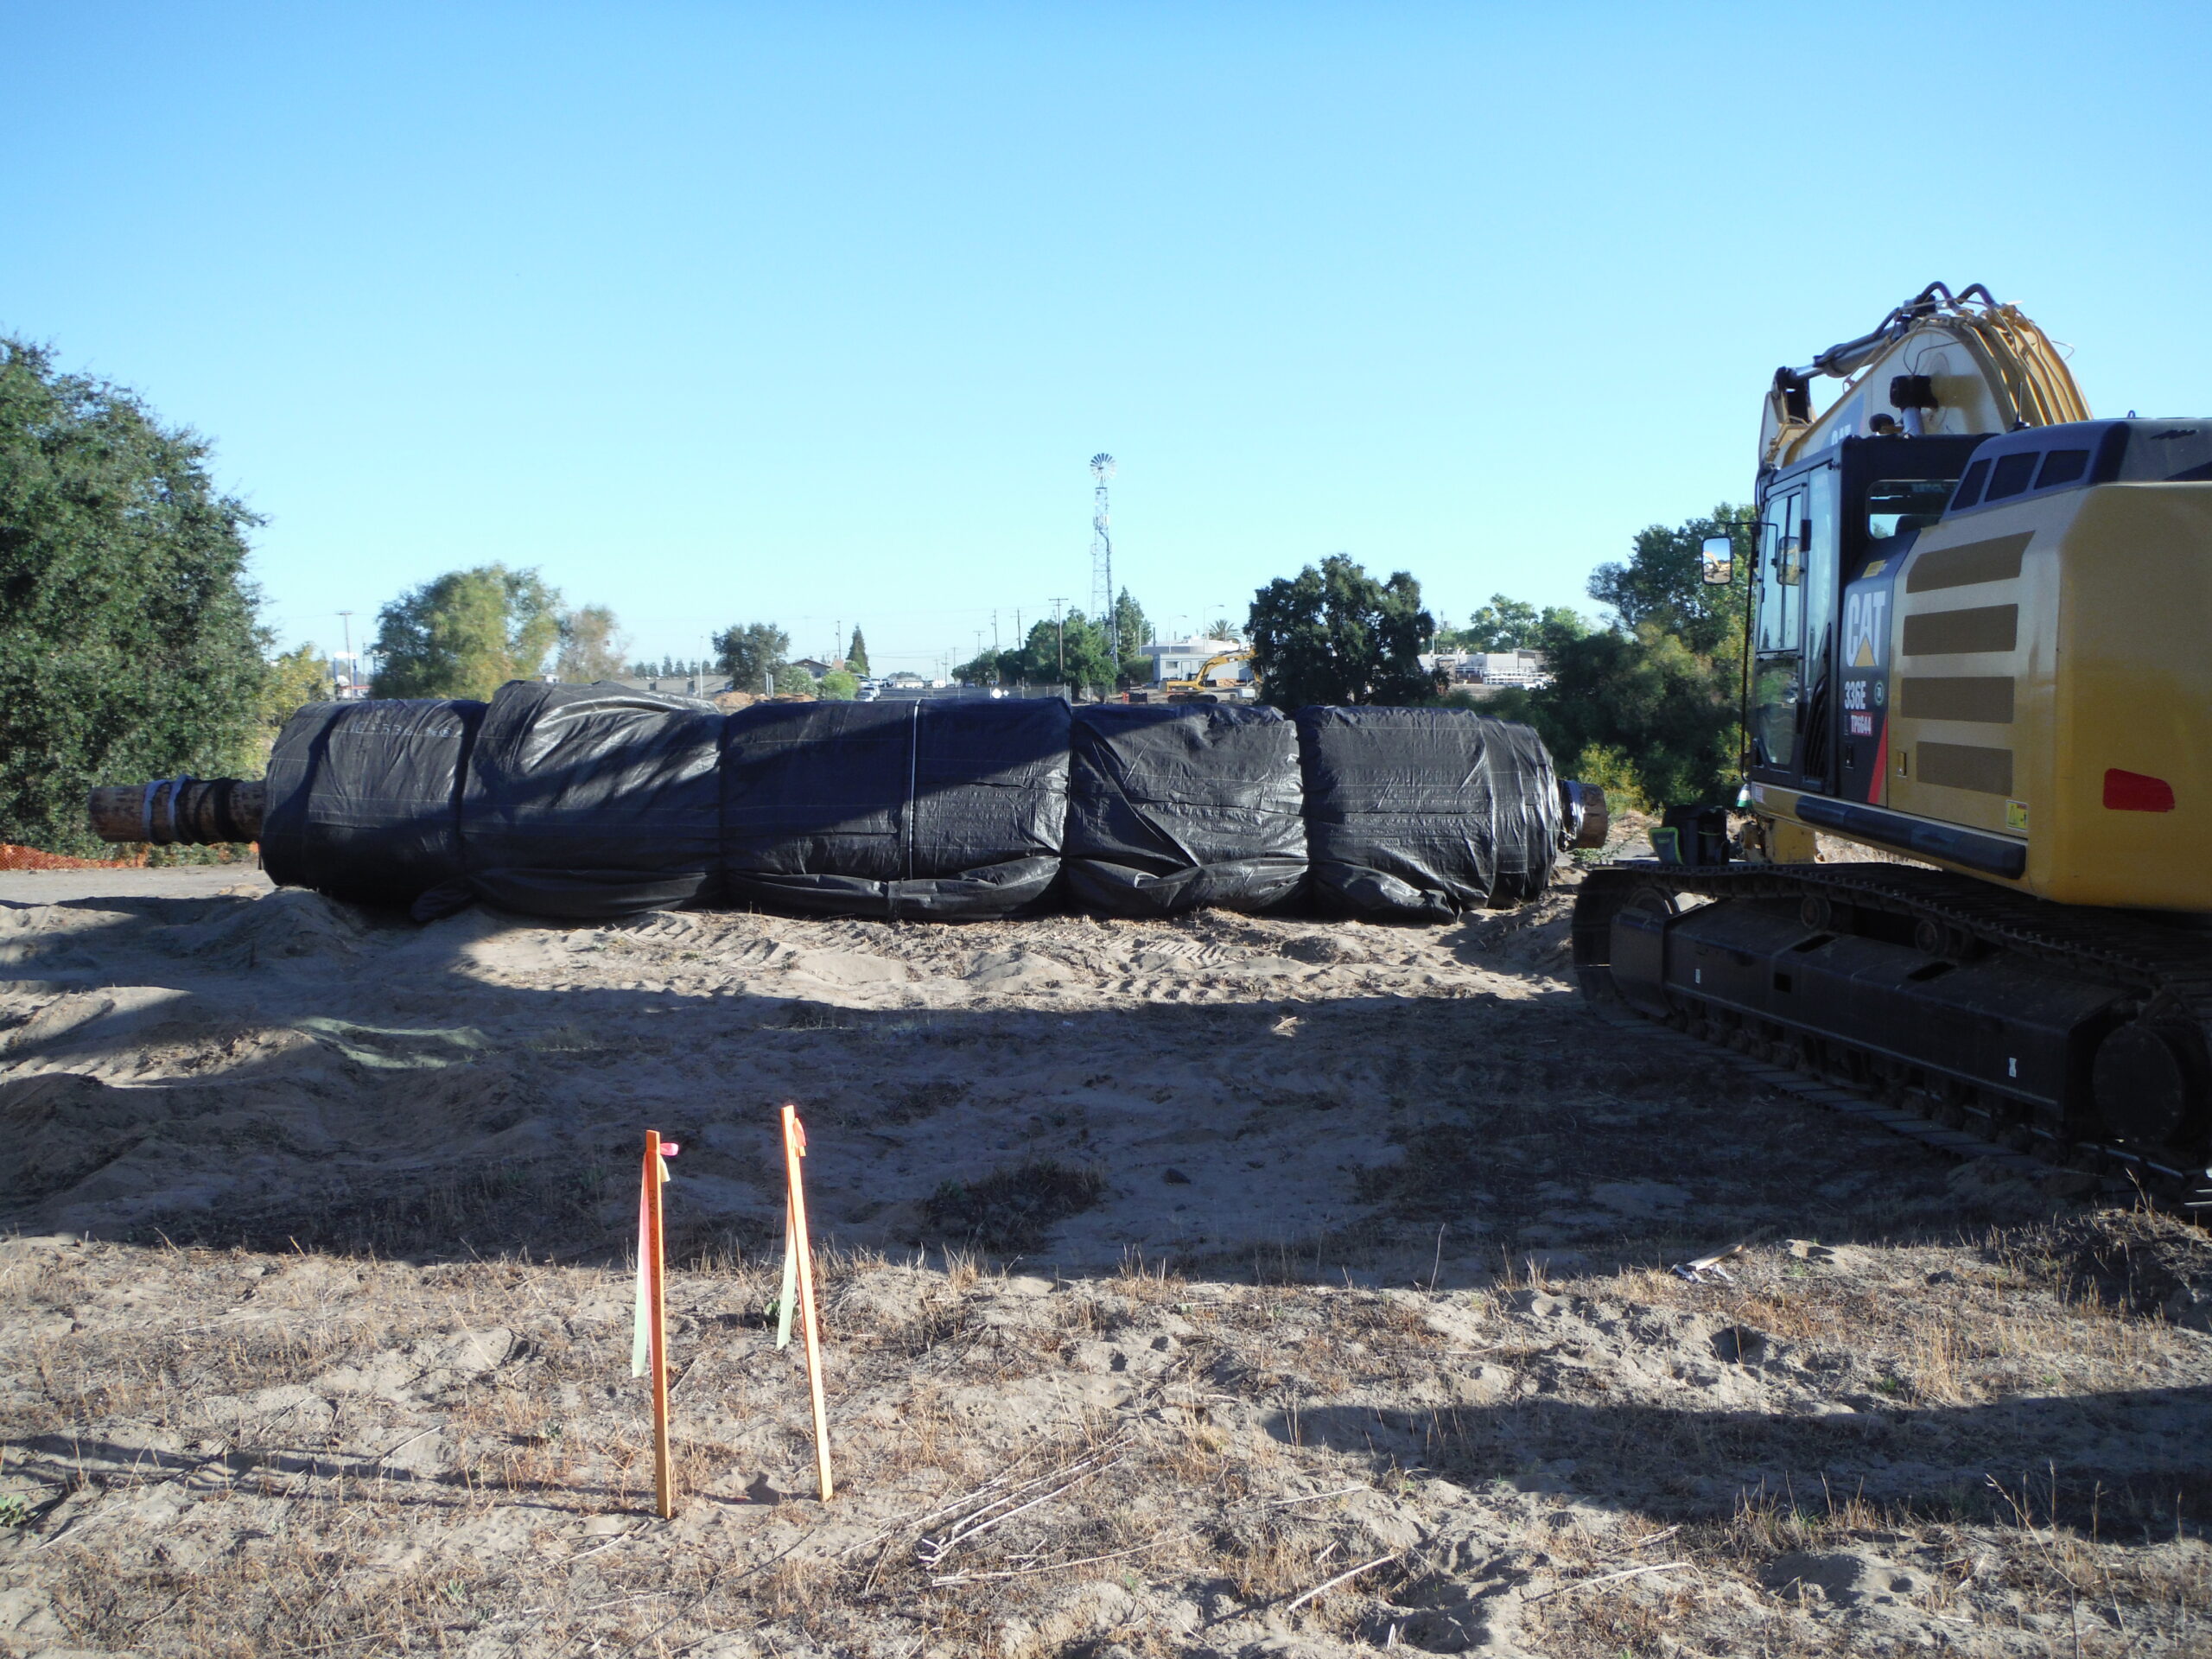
(88, 681, 1605, 922)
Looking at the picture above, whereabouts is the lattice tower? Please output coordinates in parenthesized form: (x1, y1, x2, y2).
(1090, 454, 1118, 660)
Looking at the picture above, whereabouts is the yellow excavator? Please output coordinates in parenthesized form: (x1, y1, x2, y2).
(1156, 648, 1256, 702)
(1574, 283, 2212, 1195)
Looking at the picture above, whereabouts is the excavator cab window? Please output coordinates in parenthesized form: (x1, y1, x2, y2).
(1751, 484, 1808, 773)
(1866, 478, 1954, 543)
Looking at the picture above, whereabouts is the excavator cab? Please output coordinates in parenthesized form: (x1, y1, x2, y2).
(1746, 435, 1985, 806)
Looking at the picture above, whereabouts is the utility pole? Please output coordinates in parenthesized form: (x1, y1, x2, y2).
(1049, 596, 1068, 683)
(336, 611, 354, 696)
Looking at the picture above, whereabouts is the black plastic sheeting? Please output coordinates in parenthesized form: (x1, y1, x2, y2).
(1295, 706, 1562, 921)
(261, 698, 483, 911)
(721, 698, 1069, 919)
(257, 685, 1569, 924)
(1064, 703, 1305, 915)
(458, 683, 724, 920)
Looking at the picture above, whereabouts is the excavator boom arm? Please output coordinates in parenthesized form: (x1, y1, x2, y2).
(1761, 282, 2089, 472)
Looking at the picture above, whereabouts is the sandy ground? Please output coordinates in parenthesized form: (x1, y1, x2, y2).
(3, 859, 2210, 1656)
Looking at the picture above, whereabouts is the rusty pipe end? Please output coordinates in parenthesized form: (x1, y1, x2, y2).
(89, 779, 265, 845)
(1559, 779, 1611, 851)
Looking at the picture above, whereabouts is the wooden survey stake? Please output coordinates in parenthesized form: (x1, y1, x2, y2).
(635, 1129, 677, 1518)
(781, 1104, 835, 1500)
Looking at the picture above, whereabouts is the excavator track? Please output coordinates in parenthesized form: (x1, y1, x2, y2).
(1573, 861, 2212, 1215)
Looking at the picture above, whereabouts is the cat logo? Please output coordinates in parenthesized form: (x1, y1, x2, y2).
(1843, 590, 1889, 670)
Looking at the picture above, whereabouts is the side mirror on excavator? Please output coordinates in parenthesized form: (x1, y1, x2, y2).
(1700, 536, 1734, 585)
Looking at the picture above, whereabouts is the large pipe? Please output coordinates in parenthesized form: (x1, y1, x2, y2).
(87, 773, 1605, 855)
(1559, 779, 1611, 851)
(88, 779, 265, 846)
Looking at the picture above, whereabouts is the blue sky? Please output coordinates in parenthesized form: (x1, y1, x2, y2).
(8, 3, 2208, 672)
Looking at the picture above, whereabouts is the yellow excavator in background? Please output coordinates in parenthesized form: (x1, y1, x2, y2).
(1575, 283, 2212, 1196)
(1156, 648, 1256, 702)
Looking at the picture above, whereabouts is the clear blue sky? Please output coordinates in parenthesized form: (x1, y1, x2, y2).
(8, 3, 2208, 673)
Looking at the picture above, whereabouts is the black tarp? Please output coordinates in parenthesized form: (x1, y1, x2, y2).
(1294, 705, 1561, 921)
(261, 698, 483, 911)
(1064, 703, 1306, 915)
(458, 682, 723, 919)
(720, 697, 1069, 919)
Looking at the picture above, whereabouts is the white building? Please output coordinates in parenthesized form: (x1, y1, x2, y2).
(1141, 637, 1250, 686)
(1471, 650, 1549, 687)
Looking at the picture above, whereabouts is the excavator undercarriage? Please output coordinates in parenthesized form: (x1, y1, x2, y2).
(1575, 862, 2212, 1206)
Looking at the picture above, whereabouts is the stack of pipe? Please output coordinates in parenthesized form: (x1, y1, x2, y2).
(88, 681, 1607, 923)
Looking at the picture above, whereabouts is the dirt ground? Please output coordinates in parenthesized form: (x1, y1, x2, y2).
(3, 858, 2210, 1657)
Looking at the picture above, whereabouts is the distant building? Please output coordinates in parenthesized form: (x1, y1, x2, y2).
(790, 658, 836, 677)
(1141, 637, 1249, 685)
(603, 674, 733, 697)
(1460, 650, 1548, 687)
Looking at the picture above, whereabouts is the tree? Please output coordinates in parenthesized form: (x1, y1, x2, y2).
(1245, 553, 1442, 709)
(1056, 611, 1119, 691)
(817, 668, 860, 701)
(1112, 588, 1154, 682)
(1587, 503, 1757, 655)
(1493, 505, 1758, 808)
(257, 642, 331, 760)
(1204, 617, 1243, 644)
(715, 621, 791, 693)
(372, 564, 561, 700)
(845, 626, 870, 677)
(554, 603, 627, 683)
(960, 641, 1013, 681)
(1517, 621, 1740, 808)
(960, 612, 1116, 690)
(0, 339, 268, 855)
(1445, 594, 1535, 652)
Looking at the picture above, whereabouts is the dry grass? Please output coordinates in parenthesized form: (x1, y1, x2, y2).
(5, 1217, 2211, 1655)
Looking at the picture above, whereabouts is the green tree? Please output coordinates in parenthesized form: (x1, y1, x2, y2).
(1516, 622, 1740, 807)
(0, 340, 268, 855)
(1246, 553, 1441, 709)
(372, 564, 562, 700)
(1438, 595, 1594, 654)
(1057, 611, 1119, 691)
(817, 668, 860, 701)
(845, 626, 870, 677)
(1111, 588, 1154, 682)
(952, 649, 1003, 686)
(554, 603, 627, 683)
(1587, 503, 1757, 654)
(257, 642, 332, 760)
(1449, 594, 1538, 652)
(1491, 505, 1758, 808)
(715, 621, 791, 693)
(1204, 617, 1243, 644)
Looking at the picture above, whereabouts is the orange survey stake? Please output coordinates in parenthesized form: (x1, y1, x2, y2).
(781, 1104, 834, 1501)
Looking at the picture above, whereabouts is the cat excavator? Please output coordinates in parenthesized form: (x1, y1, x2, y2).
(1573, 283, 2212, 1197)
